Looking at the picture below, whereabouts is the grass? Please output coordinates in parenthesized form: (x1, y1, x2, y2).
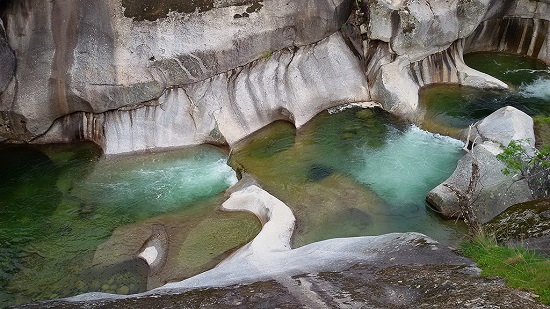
(461, 236, 550, 305)
(534, 117, 550, 150)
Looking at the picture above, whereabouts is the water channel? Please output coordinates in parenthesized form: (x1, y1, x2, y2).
(0, 52, 548, 306)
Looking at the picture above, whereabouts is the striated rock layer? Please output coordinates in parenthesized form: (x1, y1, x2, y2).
(34, 31, 369, 154)
(361, 0, 550, 121)
(0, 0, 549, 154)
(0, 0, 359, 153)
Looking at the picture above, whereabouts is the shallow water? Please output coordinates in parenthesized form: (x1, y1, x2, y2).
(231, 108, 468, 247)
(3, 51, 547, 307)
(0, 144, 259, 306)
(419, 52, 550, 136)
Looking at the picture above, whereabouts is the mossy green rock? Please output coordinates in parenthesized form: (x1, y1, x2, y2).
(117, 286, 130, 295)
(484, 199, 550, 242)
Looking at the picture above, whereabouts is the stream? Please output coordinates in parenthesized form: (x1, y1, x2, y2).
(0, 52, 548, 307)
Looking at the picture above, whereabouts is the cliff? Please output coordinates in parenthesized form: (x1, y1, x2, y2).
(0, 0, 548, 154)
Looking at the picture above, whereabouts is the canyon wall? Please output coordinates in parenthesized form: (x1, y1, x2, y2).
(0, 0, 548, 153)
(362, 0, 550, 121)
(0, 0, 368, 153)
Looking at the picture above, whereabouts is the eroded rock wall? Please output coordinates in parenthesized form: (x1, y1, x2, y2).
(465, 18, 550, 64)
(37, 32, 369, 154)
(0, 18, 14, 94)
(361, 0, 550, 121)
(360, 0, 510, 120)
(0, 0, 357, 152)
(1, 0, 549, 154)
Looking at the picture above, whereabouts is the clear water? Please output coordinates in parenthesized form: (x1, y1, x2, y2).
(231, 108, 468, 248)
(4, 51, 547, 308)
(0, 144, 260, 306)
(419, 52, 550, 136)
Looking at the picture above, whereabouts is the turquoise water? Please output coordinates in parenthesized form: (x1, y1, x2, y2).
(350, 125, 465, 209)
(72, 148, 237, 219)
(0, 144, 255, 306)
(4, 51, 548, 307)
(419, 52, 550, 135)
(232, 108, 467, 247)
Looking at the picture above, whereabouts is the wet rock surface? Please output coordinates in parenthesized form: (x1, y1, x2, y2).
(17, 264, 547, 308)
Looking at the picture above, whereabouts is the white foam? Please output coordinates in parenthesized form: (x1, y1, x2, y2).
(350, 125, 464, 206)
(327, 102, 382, 114)
(407, 125, 465, 147)
(519, 77, 550, 100)
(504, 68, 550, 75)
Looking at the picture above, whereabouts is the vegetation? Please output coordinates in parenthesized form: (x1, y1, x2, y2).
(534, 116, 550, 147)
(459, 131, 550, 306)
(496, 139, 550, 177)
(461, 236, 550, 305)
(496, 139, 550, 199)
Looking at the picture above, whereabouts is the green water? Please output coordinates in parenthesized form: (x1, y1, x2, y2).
(419, 52, 550, 135)
(231, 107, 468, 247)
(0, 143, 260, 306)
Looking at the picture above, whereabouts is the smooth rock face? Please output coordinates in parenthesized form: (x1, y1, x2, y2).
(0, 19, 15, 93)
(37, 32, 370, 154)
(0, 0, 353, 142)
(474, 106, 536, 147)
(1, 0, 549, 153)
(220, 185, 295, 256)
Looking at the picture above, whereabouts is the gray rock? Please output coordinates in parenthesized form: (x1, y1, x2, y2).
(0, 0, 353, 140)
(24, 264, 547, 308)
(36, 32, 370, 154)
(361, 0, 491, 62)
(368, 41, 507, 121)
(362, 0, 511, 121)
(473, 106, 536, 147)
(427, 142, 533, 224)
(465, 17, 550, 65)
(0, 19, 15, 94)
